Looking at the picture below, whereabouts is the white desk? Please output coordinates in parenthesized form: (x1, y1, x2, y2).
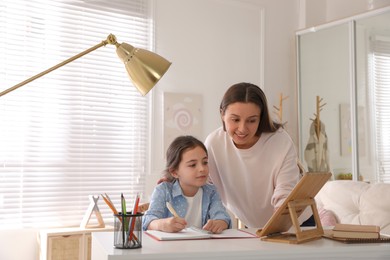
(91, 229, 390, 260)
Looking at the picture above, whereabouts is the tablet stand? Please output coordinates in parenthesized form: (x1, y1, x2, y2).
(260, 197, 323, 244)
(257, 172, 331, 244)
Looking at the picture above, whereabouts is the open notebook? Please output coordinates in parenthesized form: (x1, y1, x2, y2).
(145, 227, 258, 241)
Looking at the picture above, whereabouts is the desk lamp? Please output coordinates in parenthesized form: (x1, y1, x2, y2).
(0, 34, 171, 229)
(0, 34, 171, 97)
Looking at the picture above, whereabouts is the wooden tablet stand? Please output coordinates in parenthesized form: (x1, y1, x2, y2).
(257, 172, 331, 244)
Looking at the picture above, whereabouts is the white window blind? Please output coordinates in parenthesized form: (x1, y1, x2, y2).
(372, 38, 390, 183)
(0, 0, 152, 228)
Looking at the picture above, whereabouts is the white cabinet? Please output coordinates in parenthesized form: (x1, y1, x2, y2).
(39, 227, 112, 260)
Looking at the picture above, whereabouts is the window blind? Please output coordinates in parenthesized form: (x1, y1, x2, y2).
(0, 0, 152, 228)
(372, 38, 390, 183)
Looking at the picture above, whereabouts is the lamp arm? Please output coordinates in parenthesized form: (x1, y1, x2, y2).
(0, 34, 117, 97)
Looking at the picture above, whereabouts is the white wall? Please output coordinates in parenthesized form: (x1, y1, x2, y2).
(326, 0, 390, 22)
(0, 229, 38, 260)
(303, 0, 390, 27)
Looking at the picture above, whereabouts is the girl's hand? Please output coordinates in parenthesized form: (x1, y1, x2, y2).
(202, 219, 228, 234)
(148, 217, 187, 232)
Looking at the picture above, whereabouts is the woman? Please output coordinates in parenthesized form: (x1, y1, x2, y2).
(204, 82, 300, 228)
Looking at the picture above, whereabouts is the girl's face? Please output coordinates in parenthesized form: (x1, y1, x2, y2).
(221, 102, 261, 149)
(171, 146, 209, 197)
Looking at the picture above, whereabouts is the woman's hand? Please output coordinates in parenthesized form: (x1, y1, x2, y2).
(202, 219, 228, 234)
(148, 217, 187, 232)
(157, 177, 169, 184)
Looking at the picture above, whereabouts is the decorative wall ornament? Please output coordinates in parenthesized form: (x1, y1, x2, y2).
(163, 92, 203, 153)
(339, 104, 366, 156)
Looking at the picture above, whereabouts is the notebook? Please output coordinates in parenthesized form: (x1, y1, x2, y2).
(145, 227, 258, 241)
(323, 230, 390, 244)
(332, 223, 380, 239)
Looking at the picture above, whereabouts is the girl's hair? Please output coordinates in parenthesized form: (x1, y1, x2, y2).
(219, 82, 282, 136)
(163, 135, 208, 182)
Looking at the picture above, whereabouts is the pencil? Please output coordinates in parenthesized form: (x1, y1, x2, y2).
(104, 193, 114, 205)
(121, 193, 127, 246)
(128, 193, 140, 243)
(101, 194, 119, 215)
(166, 202, 179, 217)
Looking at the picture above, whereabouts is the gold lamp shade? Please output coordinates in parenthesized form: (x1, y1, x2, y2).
(116, 43, 171, 96)
(0, 34, 171, 97)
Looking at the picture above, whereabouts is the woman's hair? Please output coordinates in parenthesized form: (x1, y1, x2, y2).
(219, 82, 282, 136)
(163, 135, 208, 182)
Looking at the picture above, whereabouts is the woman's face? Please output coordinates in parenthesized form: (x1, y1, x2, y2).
(221, 102, 261, 149)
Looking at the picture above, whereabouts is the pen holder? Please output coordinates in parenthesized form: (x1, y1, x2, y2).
(113, 212, 143, 249)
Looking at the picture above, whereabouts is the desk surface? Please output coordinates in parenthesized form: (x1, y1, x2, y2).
(91, 229, 390, 260)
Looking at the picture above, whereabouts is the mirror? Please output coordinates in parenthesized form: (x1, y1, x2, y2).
(355, 10, 390, 183)
(297, 7, 390, 183)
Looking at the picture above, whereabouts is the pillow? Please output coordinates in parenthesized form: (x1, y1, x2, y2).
(318, 207, 337, 227)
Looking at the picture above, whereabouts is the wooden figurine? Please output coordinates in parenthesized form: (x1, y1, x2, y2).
(310, 96, 327, 139)
(80, 195, 105, 229)
(273, 92, 289, 125)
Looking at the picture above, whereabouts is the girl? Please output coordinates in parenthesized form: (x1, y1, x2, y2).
(142, 136, 231, 233)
